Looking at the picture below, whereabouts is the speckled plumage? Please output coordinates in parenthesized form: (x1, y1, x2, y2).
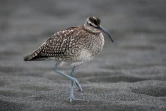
(24, 24, 104, 66)
(24, 17, 113, 102)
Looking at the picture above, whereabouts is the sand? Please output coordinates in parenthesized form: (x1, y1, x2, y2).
(0, 0, 166, 111)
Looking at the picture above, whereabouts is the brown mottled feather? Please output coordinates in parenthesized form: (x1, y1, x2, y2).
(24, 26, 93, 61)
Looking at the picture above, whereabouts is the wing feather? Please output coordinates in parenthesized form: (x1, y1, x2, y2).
(24, 26, 91, 61)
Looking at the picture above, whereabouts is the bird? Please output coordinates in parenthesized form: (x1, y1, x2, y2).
(24, 17, 114, 102)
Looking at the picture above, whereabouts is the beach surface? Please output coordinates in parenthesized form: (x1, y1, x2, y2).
(0, 0, 166, 111)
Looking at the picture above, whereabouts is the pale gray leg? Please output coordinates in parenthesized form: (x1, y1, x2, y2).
(53, 63, 82, 102)
(69, 66, 82, 102)
(70, 66, 83, 91)
(69, 66, 75, 102)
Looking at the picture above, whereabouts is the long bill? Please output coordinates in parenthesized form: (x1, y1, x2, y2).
(98, 26, 114, 42)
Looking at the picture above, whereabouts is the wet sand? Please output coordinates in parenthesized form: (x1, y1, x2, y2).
(0, 0, 166, 111)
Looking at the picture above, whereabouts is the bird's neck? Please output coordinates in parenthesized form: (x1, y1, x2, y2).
(82, 25, 101, 34)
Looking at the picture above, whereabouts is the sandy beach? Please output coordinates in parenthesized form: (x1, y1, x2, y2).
(0, 0, 166, 111)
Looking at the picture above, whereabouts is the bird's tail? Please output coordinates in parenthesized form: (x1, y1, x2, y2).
(24, 55, 31, 61)
(24, 45, 44, 61)
(24, 50, 39, 61)
(24, 42, 47, 61)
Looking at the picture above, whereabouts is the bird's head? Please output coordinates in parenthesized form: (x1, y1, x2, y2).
(84, 17, 114, 42)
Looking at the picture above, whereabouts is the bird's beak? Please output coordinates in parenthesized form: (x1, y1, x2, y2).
(98, 26, 114, 42)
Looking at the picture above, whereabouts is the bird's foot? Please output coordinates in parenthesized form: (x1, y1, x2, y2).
(72, 77, 83, 92)
(69, 95, 82, 102)
(77, 89, 83, 92)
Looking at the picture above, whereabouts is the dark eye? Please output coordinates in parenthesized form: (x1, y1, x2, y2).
(89, 23, 93, 26)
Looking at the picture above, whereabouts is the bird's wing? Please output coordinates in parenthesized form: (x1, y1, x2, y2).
(37, 26, 89, 60)
(24, 26, 90, 61)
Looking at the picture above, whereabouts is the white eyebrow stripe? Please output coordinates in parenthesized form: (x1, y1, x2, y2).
(93, 17, 97, 20)
(87, 19, 97, 27)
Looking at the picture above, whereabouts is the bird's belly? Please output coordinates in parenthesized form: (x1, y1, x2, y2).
(76, 49, 93, 61)
(72, 49, 94, 66)
(59, 49, 94, 66)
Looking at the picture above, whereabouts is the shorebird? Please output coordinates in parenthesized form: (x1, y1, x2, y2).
(24, 17, 113, 102)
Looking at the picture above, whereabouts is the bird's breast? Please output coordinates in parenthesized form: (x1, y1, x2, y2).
(88, 33, 104, 56)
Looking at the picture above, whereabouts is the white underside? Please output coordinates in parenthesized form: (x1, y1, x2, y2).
(60, 49, 94, 67)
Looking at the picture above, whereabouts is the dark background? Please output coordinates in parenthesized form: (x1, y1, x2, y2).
(0, 0, 166, 111)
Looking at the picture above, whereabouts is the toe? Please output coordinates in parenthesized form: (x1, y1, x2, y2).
(69, 96, 82, 102)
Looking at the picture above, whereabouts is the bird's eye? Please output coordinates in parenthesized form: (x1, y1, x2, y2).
(89, 23, 93, 26)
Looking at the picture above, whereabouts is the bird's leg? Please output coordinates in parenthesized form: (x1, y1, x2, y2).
(68, 66, 82, 102)
(69, 66, 75, 102)
(53, 64, 82, 91)
(70, 66, 83, 92)
(53, 63, 82, 102)
(69, 70, 75, 102)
